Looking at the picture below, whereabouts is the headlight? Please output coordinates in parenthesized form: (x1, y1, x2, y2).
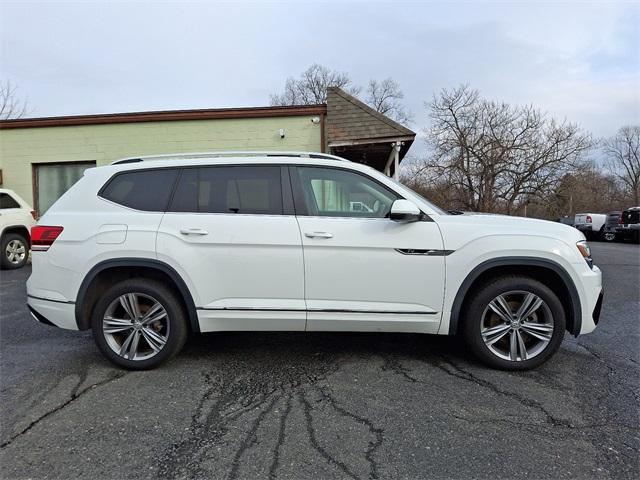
(576, 240, 593, 269)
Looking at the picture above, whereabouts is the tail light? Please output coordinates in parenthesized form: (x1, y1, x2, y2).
(30, 210, 37, 220)
(618, 216, 624, 224)
(31, 226, 64, 251)
(586, 215, 592, 223)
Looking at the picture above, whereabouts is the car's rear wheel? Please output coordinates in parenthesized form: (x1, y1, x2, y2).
(91, 279, 188, 370)
(1, 233, 29, 269)
(603, 231, 616, 242)
(461, 276, 566, 370)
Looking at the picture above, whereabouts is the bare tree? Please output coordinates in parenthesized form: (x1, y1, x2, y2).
(270, 64, 360, 105)
(0, 80, 28, 120)
(366, 78, 412, 125)
(602, 126, 640, 205)
(530, 166, 627, 219)
(270, 65, 411, 124)
(414, 85, 592, 213)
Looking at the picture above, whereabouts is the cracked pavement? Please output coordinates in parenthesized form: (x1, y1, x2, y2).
(1, 242, 638, 479)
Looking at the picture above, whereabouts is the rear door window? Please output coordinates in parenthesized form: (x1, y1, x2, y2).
(100, 169, 179, 211)
(169, 166, 283, 215)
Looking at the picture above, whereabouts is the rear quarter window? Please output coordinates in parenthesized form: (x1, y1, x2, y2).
(0, 193, 21, 209)
(100, 169, 179, 211)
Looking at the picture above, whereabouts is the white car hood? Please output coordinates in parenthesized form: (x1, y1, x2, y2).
(436, 213, 585, 245)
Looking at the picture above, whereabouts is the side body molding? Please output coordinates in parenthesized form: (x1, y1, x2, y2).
(75, 258, 200, 333)
(448, 257, 582, 337)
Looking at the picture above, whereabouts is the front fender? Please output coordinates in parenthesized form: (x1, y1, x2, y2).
(440, 234, 589, 336)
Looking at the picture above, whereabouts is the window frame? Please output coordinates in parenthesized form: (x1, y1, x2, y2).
(289, 165, 402, 218)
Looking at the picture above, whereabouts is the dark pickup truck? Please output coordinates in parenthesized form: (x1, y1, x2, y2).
(616, 207, 640, 242)
(602, 211, 621, 241)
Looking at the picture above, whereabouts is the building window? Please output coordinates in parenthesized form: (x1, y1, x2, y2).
(34, 162, 96, 214)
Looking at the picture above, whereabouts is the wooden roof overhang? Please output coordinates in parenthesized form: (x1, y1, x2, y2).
(325, 87, 416, 174)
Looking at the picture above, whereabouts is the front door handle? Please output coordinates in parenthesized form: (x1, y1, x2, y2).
(180, 228, 209, 236)
(305, 231, 333, 239)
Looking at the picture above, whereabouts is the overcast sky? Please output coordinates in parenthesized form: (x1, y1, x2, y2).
(1, 0, 638, 148)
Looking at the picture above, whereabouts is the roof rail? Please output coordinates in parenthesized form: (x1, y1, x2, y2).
(111, 151, 348, 165)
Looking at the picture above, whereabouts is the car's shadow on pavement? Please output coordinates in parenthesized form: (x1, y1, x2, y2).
(180, 330, 474, 368)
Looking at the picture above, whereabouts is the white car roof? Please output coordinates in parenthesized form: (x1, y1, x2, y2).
(91, 151, 366, 176)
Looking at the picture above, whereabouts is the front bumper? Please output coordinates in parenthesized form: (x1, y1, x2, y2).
(576, 265, 602, 335)
(26, 296, 78, 330)
(592, 291, 603, 326)
(616, 225, 640, 237)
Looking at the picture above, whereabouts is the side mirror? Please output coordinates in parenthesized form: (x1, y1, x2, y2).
(390, 199, 422, 223)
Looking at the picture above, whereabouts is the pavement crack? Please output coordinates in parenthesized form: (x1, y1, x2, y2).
(299, 389, 360, 480)
(228, 393, 281, 480)
(449, 413, 628, 431)
(578, 341, 639, 367)
(157, 371, 279, 479)
(268, 391, 293, 480)
(435, 359, 572, 427)
(315, 384, 384, 480)
(381, 354, 418, 383)
(0, 372, 127, 449)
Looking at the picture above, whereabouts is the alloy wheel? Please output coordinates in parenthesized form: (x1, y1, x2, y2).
(480, 290, 554, 362)
(5, 239, 26, 265)
(102, 293, 170, 361)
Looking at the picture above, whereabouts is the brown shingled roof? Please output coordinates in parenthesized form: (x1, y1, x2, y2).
(326, 87, 415, 144)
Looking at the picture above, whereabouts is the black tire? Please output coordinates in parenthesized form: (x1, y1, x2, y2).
(602, 231, 616, 242)
(1, 233, 29, 269)
(91, 278, 188, 370)
(461, 275, 566, 370)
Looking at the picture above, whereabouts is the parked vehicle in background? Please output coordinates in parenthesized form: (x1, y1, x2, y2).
(602, 211, 622, 242)
(27, 151, 603, 371)
(574, 213, 606, 240)
(349, 201, 373, 213)
(616, 207, 640, 243)
(558, 216, 574, 227)
(0, 188, 36, 269)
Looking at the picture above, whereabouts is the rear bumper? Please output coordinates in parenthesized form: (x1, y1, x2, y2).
(575, 225, 593, 232)
(26, 296, 78, 330)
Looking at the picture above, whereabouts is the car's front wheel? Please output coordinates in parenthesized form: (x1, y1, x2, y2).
(91, 279, 188, 370)
(461, 276, 566, 370)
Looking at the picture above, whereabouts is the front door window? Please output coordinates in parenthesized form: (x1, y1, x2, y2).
(296, 167, 397, 218)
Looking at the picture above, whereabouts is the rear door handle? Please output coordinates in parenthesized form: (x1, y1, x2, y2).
(180, 228, 209, 236)
(305, 231, 333, 239)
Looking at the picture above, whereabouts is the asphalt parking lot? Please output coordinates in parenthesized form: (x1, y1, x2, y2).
(1, 242, 638, 480)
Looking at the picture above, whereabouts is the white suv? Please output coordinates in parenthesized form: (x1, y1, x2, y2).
(1, 188, 36, 269)
(26, 152, 603, 370)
